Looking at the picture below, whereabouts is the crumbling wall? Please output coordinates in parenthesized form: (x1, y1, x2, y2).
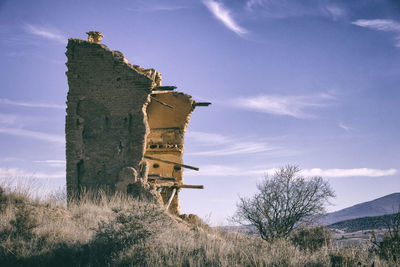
(145, 92, 195, 214)
(65, 38, 156, 198)
(65, 35, 204, 215)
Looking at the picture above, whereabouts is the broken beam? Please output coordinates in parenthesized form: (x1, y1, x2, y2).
(179, 184, 204, 189)
(148, 174, 176, 181)
(150, 96, 174, 109)
(153, 86, 177, 91)
(165, 188, 176, 210)
(193, 102, 211, 107)
(144, 155, 199, 171)
(148, 177, 177, 182)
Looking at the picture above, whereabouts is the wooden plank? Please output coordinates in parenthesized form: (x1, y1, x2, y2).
(151, 181, 175, 187)
(148, 177, 176, 182)
(153, 86, 177, 91)
(144, 155, 199, 171)
(179, 184, 204, 189)
(150, 96, 174, 109)
(165, 188, 176, 209)
(193, 102, 211, 107)
(148, 174, 161, 178)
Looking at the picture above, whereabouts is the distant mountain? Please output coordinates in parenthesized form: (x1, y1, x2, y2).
(328, 213, 398, 233)
(321, 193, 400, 225)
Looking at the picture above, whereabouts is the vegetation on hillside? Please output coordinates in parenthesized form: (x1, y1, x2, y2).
(0, 185, 398, 266)
(328, 213, 400, 233)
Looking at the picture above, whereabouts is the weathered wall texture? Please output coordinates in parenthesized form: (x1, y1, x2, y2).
(65, 38, 156, 197)
(65, 36, 203, 215)
(145, 92, 195, 214)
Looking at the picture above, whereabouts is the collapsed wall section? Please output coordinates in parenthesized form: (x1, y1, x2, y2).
(145, 92, 195, 214)
(65, 38, 154, 198)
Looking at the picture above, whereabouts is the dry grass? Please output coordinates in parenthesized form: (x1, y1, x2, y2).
(0, 185, 395, 266)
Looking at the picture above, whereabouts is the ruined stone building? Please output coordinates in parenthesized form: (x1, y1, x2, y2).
(65, 32, 209, 214)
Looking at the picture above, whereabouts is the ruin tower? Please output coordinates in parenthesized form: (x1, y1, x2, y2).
(65, 32, 208, 214)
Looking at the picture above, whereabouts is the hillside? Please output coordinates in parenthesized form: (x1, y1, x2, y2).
(0, 186, 390, 266)
(321, 193, 400, 225)
(328, 213, 398, 233)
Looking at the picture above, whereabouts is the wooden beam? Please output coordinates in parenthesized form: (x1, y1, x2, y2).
(148, 177, 177, 182)
(153, 86, 177, 91)
(179, 184, 204, 189)
(193, 102, 211, 107)
(150, 96, 174, 109)
(165, 188, 176, 210)
(151, 181, 175, 187)
(144, 155, 199, 171)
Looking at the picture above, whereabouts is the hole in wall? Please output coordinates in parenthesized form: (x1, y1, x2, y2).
(174, 166, 181, 171)
(153, 163, 160, 168)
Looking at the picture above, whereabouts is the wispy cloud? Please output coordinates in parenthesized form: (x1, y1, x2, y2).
(338, 121, 354, 132)
(0, 113, 17, 125)
(0, 127, 64, 144)
(246, 0, 346, 20)
(24, 24, 65, 44)
(0, 167, 65, 179)
(186, 131, 230, 145)
(34, 160, 65, 167)
(0, 98, 65, 109)
(190, 141, 273, 156)
(301, 168, 398, 178)
(127, 5, 190, 12)
(352, 19, 400, 47)
(324, 5, 346, 20)
(186, 131, 276, 156)
(234, 93, 335, 119)
(186, 165, 398, 178)
(202, 0, 247, 37)
(352, 19, 400, 32)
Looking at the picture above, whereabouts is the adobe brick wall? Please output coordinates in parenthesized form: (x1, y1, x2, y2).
(65, 38, 155, 198)
(65, 36, 200, 215)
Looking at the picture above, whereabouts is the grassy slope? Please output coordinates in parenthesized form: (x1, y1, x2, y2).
(0, 187, 390, 267)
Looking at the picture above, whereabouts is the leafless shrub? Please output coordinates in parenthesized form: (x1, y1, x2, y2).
(233, 165, 335, 241)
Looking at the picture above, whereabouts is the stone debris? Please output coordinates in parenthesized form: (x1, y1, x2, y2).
(65, 32, 208, 215)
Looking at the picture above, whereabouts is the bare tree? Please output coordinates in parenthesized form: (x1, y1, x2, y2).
(233, 165, 335, 241)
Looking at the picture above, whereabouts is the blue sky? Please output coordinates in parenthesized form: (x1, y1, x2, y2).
(0, 0, 399, 224)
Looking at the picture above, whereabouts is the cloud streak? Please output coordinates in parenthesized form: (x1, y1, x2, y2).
(186, 131, 276, 156)
(301, 168, 398, 178)
(127, 5, 190, 12)
(25, 24, 66, 44)
(338, 121, 354, 132)
(352, 19, 400, 47)
(0, 113, 17, 125)
(186, 165, 398, 178)
(34, 160, 66, 167)
(203, 0, 247, 37)
(234, 93, 334, 119)
(0, 167, 65, 179)
(245, 0, 346, 20)
(0, 127, 64, 144)
(0, 98, 65, 109)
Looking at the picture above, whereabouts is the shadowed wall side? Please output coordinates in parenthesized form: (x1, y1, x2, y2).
(65, 38, 154, 199)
